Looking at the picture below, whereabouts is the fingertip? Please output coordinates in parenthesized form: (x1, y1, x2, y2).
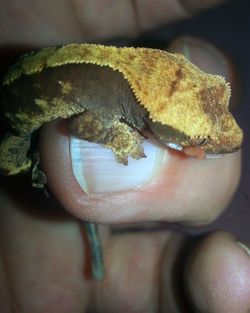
(184, 231, 250, 312)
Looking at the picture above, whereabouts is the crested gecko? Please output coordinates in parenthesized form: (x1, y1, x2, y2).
(0, 44, 243, 279)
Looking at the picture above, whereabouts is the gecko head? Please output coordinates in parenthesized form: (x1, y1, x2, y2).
(146, 79, 243, 159)
(148, 112, 243, 159)
(141, 54, 243, 159)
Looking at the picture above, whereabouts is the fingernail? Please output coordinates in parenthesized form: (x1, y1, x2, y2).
(236, 242, 250, 257)
(168, 36, 231, 79)
(70, 137, 168, 194)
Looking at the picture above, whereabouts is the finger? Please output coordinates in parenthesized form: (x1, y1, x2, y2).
(40, 60, 241, 226)
(90, 230, 169, 312)
(184, 231, 250, 312)
(71, 0, 226, 41)
(132, 0, 226, 32)
(0, 0, 226, 46)
(0, 184, 100, 313)
(92, 230, 250, 312)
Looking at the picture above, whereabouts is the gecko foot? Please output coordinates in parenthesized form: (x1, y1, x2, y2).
(31, 151, 47, 189)
(105, 120, 146, 165)
(69, 112, 146, 165)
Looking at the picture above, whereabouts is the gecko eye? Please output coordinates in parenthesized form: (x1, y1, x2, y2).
(189, 137, 210, 147)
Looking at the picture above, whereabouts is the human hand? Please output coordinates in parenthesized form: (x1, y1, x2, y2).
(1, 1, 249, 312)
(1, 0, 226, 46)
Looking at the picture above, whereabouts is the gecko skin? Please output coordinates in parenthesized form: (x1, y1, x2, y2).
(0, 43, 243, 177)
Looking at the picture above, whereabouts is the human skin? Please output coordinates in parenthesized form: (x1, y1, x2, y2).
(0, 1, 250, 312)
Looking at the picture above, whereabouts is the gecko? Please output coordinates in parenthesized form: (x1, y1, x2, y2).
(0, 44, 244, 279)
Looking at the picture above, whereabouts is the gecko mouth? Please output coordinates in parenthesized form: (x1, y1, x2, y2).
(165, 142, 206, 159)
